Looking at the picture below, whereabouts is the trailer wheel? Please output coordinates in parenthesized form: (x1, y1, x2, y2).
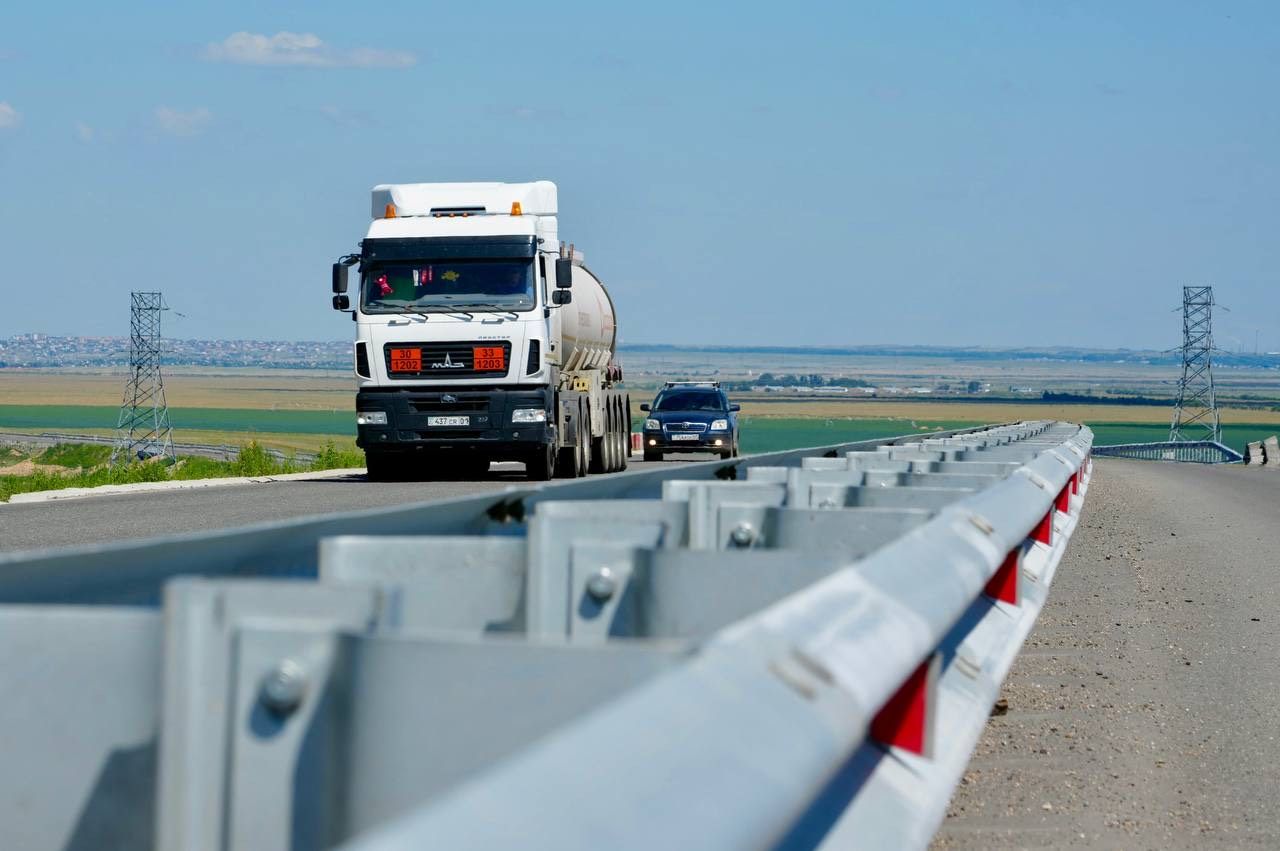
(589, 403, 605, 475)
(602, 403, 618, 473)
(526, 442, 556, 481)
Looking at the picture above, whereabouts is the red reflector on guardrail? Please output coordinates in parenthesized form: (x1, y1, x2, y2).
(870, 655, 938, 757)
(1055, 484, 1071, 514)
(1032, 510, 1053, 546)
(984, 548, 1020, 605)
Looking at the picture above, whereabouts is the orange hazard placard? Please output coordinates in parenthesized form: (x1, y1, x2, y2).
(473, 346, 505, 371)
(389, 347, 422, 372)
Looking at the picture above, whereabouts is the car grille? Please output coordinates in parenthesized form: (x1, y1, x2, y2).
(664, 422, 708, 433)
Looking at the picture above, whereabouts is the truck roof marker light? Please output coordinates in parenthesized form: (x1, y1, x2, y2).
(384, 203, 397, 219)
(511, 201, 523, 216)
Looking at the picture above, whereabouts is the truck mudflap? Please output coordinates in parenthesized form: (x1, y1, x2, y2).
(355, 387, 553, 459)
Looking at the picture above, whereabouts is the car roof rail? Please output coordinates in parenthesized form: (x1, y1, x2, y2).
(662, 380, 721, 389)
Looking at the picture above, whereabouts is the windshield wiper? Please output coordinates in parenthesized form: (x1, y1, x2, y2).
(367, 301, 430, 321)
(461, 303, 520, 319)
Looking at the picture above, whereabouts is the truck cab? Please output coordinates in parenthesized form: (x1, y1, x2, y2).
(333, 182, 629, 481)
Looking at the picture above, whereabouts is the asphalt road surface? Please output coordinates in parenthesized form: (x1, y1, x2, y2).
(933, 459, 1280, 849)
(0, 456, 714, 553)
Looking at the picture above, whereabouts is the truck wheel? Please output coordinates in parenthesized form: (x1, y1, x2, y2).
(527, 443, 556, 481)
(365, 450, 398, 482)
(578, 431, 590, 477)
(556, 447, 578, 479)
(589, 434, 605, 474)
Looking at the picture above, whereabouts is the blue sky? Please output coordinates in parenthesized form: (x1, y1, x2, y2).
(1, 2, 1277, 350)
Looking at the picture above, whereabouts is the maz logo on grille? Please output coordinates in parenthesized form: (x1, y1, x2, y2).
(430, 353, 467, 369)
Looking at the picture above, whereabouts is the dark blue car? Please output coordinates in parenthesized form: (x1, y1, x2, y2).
(640, 382, 741, 461)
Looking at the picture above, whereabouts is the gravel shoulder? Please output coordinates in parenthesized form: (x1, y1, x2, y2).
(933, 459, 1280, 848)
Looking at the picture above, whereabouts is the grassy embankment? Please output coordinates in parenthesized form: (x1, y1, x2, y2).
(0, 441, 364, 503)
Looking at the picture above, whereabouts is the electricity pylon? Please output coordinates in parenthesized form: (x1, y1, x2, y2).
(1168, 285, 1220, 444)
(110, 292, 176, 466)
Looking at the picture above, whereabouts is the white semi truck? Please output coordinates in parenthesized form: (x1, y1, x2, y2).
(331, 181, 630, 481)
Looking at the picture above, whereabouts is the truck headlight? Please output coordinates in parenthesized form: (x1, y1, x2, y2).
(512, 408, 547, 423)
(357, 411, 388, 426)
(645, 418, 661, 430)
(710, 419, 729, 431)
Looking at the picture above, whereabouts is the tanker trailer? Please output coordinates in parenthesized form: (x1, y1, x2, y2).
(330, 181, 629, 481)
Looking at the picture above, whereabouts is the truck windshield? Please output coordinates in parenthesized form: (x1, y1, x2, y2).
(362, 260, 535, 314)
(654, 391, 725, 412)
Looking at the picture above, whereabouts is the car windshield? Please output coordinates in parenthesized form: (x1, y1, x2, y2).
(653, 390, 725, 412)
(362, 260, 535, 313)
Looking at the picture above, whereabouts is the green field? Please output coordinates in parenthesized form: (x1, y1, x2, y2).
(734, 417, 978, 453)
(4, 404, 1274, 457)
(1086, 422, 1275, 453)
(0, 405, 353, 435)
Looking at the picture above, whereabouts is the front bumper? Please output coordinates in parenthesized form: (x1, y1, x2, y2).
(357, 387, 553, 457)
(642, 430, 733, 453)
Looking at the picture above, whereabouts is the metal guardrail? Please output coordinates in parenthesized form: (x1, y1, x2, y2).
(0, 420, 1092, 850)
(1091, 440, 1242, 464)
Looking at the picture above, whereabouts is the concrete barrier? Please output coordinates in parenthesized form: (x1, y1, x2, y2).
(1265, 435, 1280, 468)
(1245, 441, 1265, 465)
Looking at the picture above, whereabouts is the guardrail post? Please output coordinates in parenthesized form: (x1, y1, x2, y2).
(870, 654, 939, 758)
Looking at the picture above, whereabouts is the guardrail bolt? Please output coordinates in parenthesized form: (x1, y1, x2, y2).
(260, 659, 308, 718)
(586, 567, 617, 602)
(730, 522, 756, 548)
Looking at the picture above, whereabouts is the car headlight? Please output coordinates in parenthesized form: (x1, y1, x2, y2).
(512, 408, 547, 423)
(710, 419, 729, 431)
(357, 411, 388, 426)
(645, 418, 661, 430)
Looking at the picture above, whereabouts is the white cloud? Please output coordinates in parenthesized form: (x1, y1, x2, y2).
(154, 106, 212, 137)
(75, 122, 95, 143)
(0, 102, 20, 130)
(204, 32, 415, 68)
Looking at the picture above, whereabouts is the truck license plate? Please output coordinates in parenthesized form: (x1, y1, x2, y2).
(389, 347, 422, 372)
(473, 346, 505, 371)
(671, 433, 699, 441)
(427, 416, 469, 427)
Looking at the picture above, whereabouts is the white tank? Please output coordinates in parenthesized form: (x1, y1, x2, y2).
(558, 263, 617, 372)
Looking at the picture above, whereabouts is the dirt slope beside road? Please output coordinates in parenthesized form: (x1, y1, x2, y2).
(934, 460, 1280, 849)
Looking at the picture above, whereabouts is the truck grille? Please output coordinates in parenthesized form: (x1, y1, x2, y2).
(408, 398, 490, 414)
(383, 342, 512, 379)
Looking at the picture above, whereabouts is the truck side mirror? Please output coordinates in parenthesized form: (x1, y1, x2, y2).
(730, 403, 741, 412)
(639, 403, 650, 412)
(332, 262, 349, 294)
(555, 258, 574, 289)
(333, 294, 350, 311)
(552, 289, 573, 306)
